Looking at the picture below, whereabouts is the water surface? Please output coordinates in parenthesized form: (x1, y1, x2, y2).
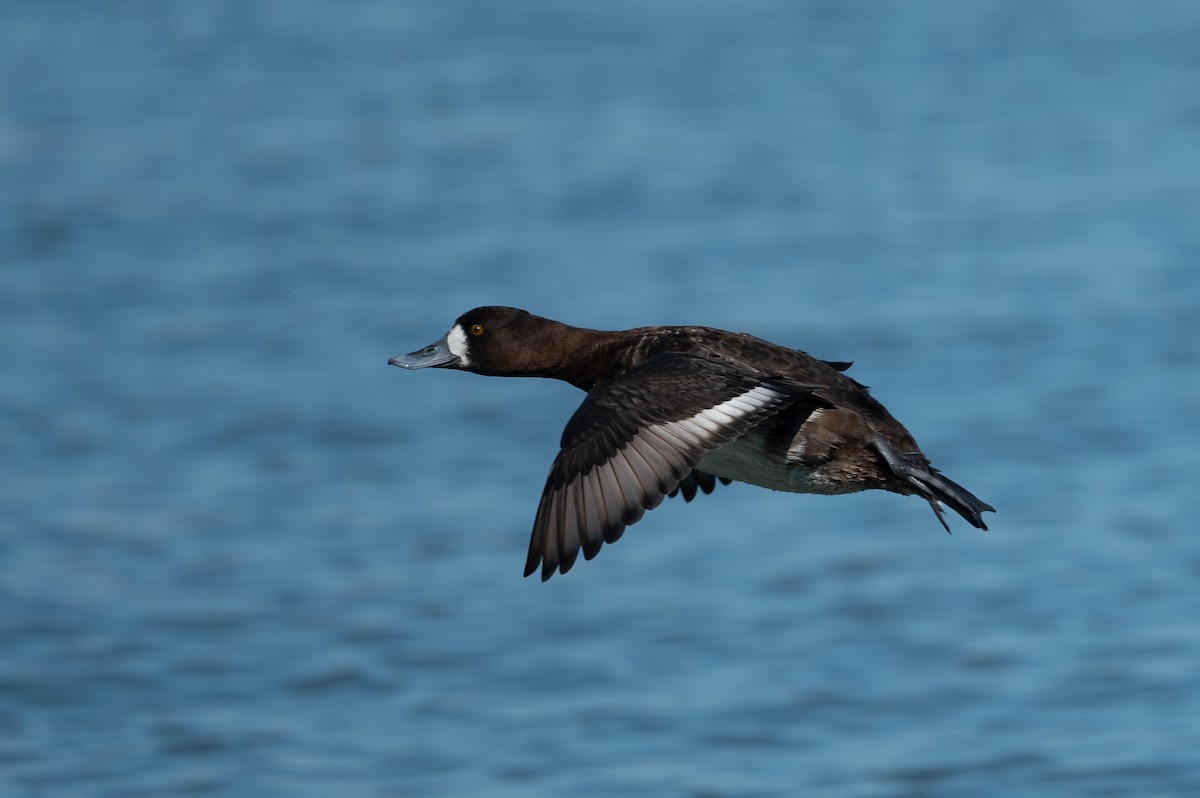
(2, 1, 1199, 796)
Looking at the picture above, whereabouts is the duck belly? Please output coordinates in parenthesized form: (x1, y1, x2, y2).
(697, 431, 867, 495)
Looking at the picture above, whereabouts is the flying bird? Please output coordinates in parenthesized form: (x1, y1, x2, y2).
(390, 307, 993, 580)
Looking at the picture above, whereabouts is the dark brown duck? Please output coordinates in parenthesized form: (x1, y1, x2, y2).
(390, 306, 994, 580)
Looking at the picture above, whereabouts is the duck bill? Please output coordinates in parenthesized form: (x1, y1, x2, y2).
(388, 337, 459, 369)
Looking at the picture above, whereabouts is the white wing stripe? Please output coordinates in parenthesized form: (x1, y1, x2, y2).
(673, 418, 722, 444)
(684, 413, 726, 435)
(645, 385, 788, 448)
(721, 388, 783, 415)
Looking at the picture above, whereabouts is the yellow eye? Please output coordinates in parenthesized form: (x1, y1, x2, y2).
(469, 324, 484, 336)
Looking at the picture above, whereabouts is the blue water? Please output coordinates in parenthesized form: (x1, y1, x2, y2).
(3, 1, 1199, 795)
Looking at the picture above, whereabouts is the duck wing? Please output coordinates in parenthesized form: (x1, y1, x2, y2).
(667, 470, 732, 502)
(525, 354, 814, 580)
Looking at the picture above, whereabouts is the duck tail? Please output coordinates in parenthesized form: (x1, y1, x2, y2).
(909, 466, 994, 532)
(872, 437, 994, 532)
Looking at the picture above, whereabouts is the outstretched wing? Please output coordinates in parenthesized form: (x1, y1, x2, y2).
(525, 354, 813, 580)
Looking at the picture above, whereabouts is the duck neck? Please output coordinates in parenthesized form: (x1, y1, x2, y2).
(547, 326, 631, 392)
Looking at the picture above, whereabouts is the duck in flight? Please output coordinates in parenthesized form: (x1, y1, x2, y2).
(390, 307, 994, 581)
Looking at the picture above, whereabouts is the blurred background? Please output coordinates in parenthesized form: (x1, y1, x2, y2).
(2, 1, 1198, 796)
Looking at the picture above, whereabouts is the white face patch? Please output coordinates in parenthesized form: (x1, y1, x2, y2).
(444, 323, 471, 367)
